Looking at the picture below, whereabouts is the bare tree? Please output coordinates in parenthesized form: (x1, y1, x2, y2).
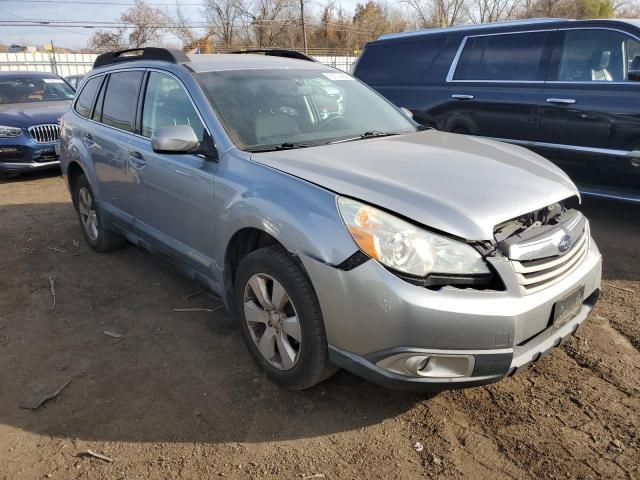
(469, 0, 523, 23)
(121, 0, 168, 48)
(88, 30, 126, 53)
(404, 0, 468, 28)
(88, 0, 167, 51)
(173, 1, 198, 47)
(203, 0, 242, 47)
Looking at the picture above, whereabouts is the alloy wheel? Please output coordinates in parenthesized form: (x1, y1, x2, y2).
(243, 273, 302, 370)
(78, 186, 99, 242)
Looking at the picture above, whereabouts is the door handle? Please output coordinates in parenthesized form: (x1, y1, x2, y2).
(546, 98, 576, 105)
(451, 94, 474, 100)
(128, 151, 146, 168)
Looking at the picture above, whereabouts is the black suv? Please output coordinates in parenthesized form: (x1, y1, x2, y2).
(353, 18, 640, 203)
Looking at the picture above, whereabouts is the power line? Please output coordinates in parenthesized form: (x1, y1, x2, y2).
(0, 0, 203, 5)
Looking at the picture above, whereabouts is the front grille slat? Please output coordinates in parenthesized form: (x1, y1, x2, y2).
(510, 223, 590, 295)
(28, 124, 60, 144)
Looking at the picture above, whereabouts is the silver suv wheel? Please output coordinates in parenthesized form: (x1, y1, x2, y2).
(243, 273, 302, 370)
(78, 186, 99, 242)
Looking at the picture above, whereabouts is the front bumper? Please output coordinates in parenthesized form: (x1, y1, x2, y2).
(300, 237, 602, 390)
(0, 137, 60, 174)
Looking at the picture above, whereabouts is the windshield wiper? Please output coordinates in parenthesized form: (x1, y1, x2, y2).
(330, 131, 401, 144)
(248, 142, 315, 153)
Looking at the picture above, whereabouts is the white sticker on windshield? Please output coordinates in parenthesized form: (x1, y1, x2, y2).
(322, 72, 354, 81)
(43, 78, 65, 84)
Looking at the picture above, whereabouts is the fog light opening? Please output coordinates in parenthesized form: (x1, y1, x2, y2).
(417, 357, 430, 372)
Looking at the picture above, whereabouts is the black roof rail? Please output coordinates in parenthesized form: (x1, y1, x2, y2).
(230, 49, 317, 62)
(93, 47, 190, 69)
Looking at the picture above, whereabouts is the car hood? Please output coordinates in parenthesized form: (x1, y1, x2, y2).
(0, 101, 70, 127)
(251, 131, 578, 241)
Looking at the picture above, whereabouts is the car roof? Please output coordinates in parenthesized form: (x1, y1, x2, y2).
(91, 52, 330, 76)
(0, 71, 61, 79)
(376, 18, 640, 42)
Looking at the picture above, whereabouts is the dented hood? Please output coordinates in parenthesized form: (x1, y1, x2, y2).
(251, 131, 578, 240)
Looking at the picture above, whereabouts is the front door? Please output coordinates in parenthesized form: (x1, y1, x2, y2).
(128, 71, 217, 272)
(537, 28, 640, 196)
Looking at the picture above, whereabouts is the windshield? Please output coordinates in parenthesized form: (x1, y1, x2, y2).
(0, 76, 75, 105)
(196, 68, 415, 151)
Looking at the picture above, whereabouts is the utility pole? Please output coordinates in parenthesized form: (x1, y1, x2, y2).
(300, 0, 308, 54)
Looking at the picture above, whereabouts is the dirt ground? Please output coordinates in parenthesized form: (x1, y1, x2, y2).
(0, 171, 638, 480)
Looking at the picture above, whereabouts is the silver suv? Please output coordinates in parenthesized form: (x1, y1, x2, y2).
(60, 48, 602, 391)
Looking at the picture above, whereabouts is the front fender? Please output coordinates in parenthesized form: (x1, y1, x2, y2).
(214, 154, 358, 272)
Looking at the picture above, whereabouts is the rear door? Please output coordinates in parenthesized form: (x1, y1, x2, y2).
(90, 70, 145, 224)
(445, 30, 553, 141)
(126, 70, 217, 271)
(537, 28, 640, 196)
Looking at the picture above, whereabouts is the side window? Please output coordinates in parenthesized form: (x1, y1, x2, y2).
(141, 72, 205, 141)
(557, 29, 638, 82)
(92, 77, 106, 122)
(74, 76, 101, 118)
(355, 37, 447, 84)
(453, 32, 548, 81)
(101, 71, 143, 132)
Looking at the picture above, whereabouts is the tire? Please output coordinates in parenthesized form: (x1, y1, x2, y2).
(234, 245, 337, 390)
(74, 174, 125, 253)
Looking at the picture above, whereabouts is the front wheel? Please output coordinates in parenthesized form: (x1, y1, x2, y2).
(234, 245, 337, 390)
(74, 174, 125, 252)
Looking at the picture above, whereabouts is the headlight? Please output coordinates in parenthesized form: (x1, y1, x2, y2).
(0, 125, 22, 137)
(337, 197, 490, 277)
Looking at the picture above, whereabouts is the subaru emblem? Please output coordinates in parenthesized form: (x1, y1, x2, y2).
(558, 234, 572, 253)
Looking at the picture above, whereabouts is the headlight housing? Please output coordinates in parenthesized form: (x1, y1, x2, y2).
(337, 197, 491, 281)
(0, 125, 22, 138)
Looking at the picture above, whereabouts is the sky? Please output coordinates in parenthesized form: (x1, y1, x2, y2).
(0, 0, 360, 50)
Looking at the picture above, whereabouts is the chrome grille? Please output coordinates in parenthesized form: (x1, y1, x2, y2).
(511, 224, 589, 295)
(28, 124, 60, 144)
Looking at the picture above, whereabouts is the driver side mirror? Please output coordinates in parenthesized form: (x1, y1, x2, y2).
(151, 125, 200, 154)
(400, 107, 414, 119)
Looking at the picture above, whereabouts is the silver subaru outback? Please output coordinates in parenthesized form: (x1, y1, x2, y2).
(60, 48, 602, 391)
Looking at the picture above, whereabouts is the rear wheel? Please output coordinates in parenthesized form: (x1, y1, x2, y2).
(74, 174, 125, 252)
(234, 245, 337, 390)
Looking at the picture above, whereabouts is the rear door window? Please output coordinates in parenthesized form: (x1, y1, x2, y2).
(453, 31, 548, 81)
(74, 76, 101, 118)
(556, 29, 640, 82)
(101, 71, 143, 133)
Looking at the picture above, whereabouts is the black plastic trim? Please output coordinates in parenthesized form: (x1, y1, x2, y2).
(230, 49, 317, 62)
(329, 345, 507, 392)
(334, 251, 369, 271)
(94, 48, 190, 69)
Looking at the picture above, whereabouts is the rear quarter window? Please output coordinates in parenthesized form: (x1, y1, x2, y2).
(74, 76, 101, 118)
(355, 37, 447, 84)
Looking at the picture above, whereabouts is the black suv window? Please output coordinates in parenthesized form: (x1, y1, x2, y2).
(74, 76, 101, 118)
(453, 32, 548, 81)
(141, 72, 205, 141)
(355, 37, 447, 84)
(557, 29, 640, 82)
(101, 71, 143, 132)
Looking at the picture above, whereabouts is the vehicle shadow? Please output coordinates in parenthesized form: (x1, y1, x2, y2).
(0, 201, 423, 445)
(0, 169, 61, 184)
(581, 197, 640, 282)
